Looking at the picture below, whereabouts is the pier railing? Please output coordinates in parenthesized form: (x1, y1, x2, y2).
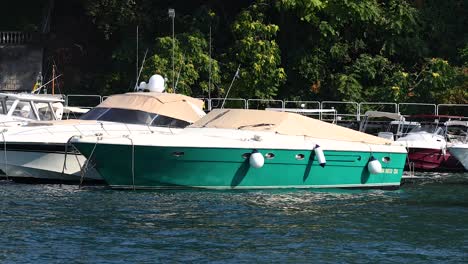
(56, 94, 468, 121)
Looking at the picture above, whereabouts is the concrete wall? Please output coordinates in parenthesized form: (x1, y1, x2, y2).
(0, 45, 43, 91)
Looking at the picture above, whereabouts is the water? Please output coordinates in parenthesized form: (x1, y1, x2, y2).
(1, 173, 467, 263)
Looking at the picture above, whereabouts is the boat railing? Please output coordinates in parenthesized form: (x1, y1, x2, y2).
(398, 103, 437, 116)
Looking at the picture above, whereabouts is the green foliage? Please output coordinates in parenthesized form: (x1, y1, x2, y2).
(143, 33, 220, 96)
(226, 1, 286, 99)
(84, 0, 138, 39)
(35, 0, 466, 105)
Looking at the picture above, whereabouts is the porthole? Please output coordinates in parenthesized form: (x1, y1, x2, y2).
(295, 154, 305, 160)
(382, 156, 391, 163)
(172, 151, 184, 157)
(265, 153, 275, 159)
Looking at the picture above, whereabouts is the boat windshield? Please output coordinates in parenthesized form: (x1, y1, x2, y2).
(409, 124, 445, 136)
(80, 107, 190, 128)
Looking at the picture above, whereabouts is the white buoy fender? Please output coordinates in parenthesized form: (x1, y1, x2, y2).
(314, 144, 326, 167)
(368, 156, 382, 174)
(249, 150, 264, 168)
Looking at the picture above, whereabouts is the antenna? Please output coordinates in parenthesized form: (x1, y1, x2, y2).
(221, 64, 240, 109)
(208, 25, 212, 100)
(133, 49, 148, 91)
(136, 26, 139, 84)
(174, 54, 185, 93)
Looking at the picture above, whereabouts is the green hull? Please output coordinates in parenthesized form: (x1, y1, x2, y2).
(74, 143, 406, 190)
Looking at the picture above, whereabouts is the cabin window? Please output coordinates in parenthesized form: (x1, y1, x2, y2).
(10, 101, 37, 119)
(80, 107, 110, 120)
(80, 107, 190, 128)
(150, 115, 190, 128)
(35, 102, 54, 120)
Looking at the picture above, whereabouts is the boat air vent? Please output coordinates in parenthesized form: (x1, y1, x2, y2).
(382, 156, 391, 163)
(295, 154, 305, 160)
(265, 153, 275, 159)
(172, 151, 185, 157)
(242, 153, 251, 159)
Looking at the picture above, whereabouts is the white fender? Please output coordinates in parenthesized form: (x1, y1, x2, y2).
(314, 144, 326, 167)
(368, 156, 382, 174)
(249, 150, 264, 168)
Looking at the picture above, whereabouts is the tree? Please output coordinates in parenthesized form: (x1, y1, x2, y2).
(225, 1, 286, 99)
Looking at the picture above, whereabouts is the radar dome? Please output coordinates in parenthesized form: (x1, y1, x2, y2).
(138, 81, 147, 91)
(146, 74, 165, 92)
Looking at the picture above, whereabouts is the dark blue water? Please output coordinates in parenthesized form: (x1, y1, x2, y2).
(1, 173, 467, 263)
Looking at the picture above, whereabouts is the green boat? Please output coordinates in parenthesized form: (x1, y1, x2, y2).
(72, 109, 407, 190)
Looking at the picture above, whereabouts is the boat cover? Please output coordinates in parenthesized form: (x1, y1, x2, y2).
(445, 120, 468, 127)
(190, 109, 392, 145)
(97, 92, 205, 123)
(363, 111, 404, 120)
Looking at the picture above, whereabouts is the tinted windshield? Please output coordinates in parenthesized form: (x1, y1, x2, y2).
(80, 107, 190, 128)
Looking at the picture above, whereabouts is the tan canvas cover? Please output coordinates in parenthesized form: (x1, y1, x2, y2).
(191, 109, 392, 144)
(97, 92, 205, 123)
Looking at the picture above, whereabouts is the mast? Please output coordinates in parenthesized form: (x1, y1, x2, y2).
(52, 65, 55, 95)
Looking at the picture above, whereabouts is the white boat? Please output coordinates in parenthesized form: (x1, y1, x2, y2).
(0, 93, 65, 126)
(359, 111, 419, 141)
(446, 120, 468, 170)
(71, 109, 408, 190)
(0, 77, 205, 182)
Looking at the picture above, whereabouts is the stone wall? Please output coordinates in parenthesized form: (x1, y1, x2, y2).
(0, 45, 43, 91)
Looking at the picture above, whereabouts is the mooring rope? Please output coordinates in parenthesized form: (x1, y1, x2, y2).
(1, 129, 8, 180)
(123, 135, 136, 191)
(78, 134, 102, 189)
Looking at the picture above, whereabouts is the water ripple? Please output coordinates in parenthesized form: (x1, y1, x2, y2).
(0, 174, 467, 263)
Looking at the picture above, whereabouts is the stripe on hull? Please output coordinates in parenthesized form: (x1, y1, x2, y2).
(0, 142, 79, 155)
(110, 182, 402, 190)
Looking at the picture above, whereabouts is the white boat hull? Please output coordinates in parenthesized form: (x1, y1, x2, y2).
(0, 149, 100, 182)
(449, 144, 468, 170)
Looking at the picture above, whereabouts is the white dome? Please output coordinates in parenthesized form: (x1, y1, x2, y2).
(146, 74, 165, 92)
(138, 81, 147, 90)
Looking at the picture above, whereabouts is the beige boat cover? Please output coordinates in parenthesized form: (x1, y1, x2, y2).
(190, 109, 392, 145)
(97, 92, 205, 123)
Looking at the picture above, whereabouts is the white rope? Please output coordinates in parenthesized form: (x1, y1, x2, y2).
(123, 135, 136, 190)
(1, 129, 8, 179)
(78, 134, 102, 188)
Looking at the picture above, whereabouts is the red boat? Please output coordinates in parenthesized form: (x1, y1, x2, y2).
(396, 115, 465, 171)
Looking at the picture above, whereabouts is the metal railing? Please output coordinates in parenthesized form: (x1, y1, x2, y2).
(437, 104, 468, 118)
(65, 94, 102, 109)
(321, 101, 360, 121)
(208, 98, 247, 110)
(246, 99, 284, 110)
(398, 103, 436, 116)
(58, 94, 468, 121)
